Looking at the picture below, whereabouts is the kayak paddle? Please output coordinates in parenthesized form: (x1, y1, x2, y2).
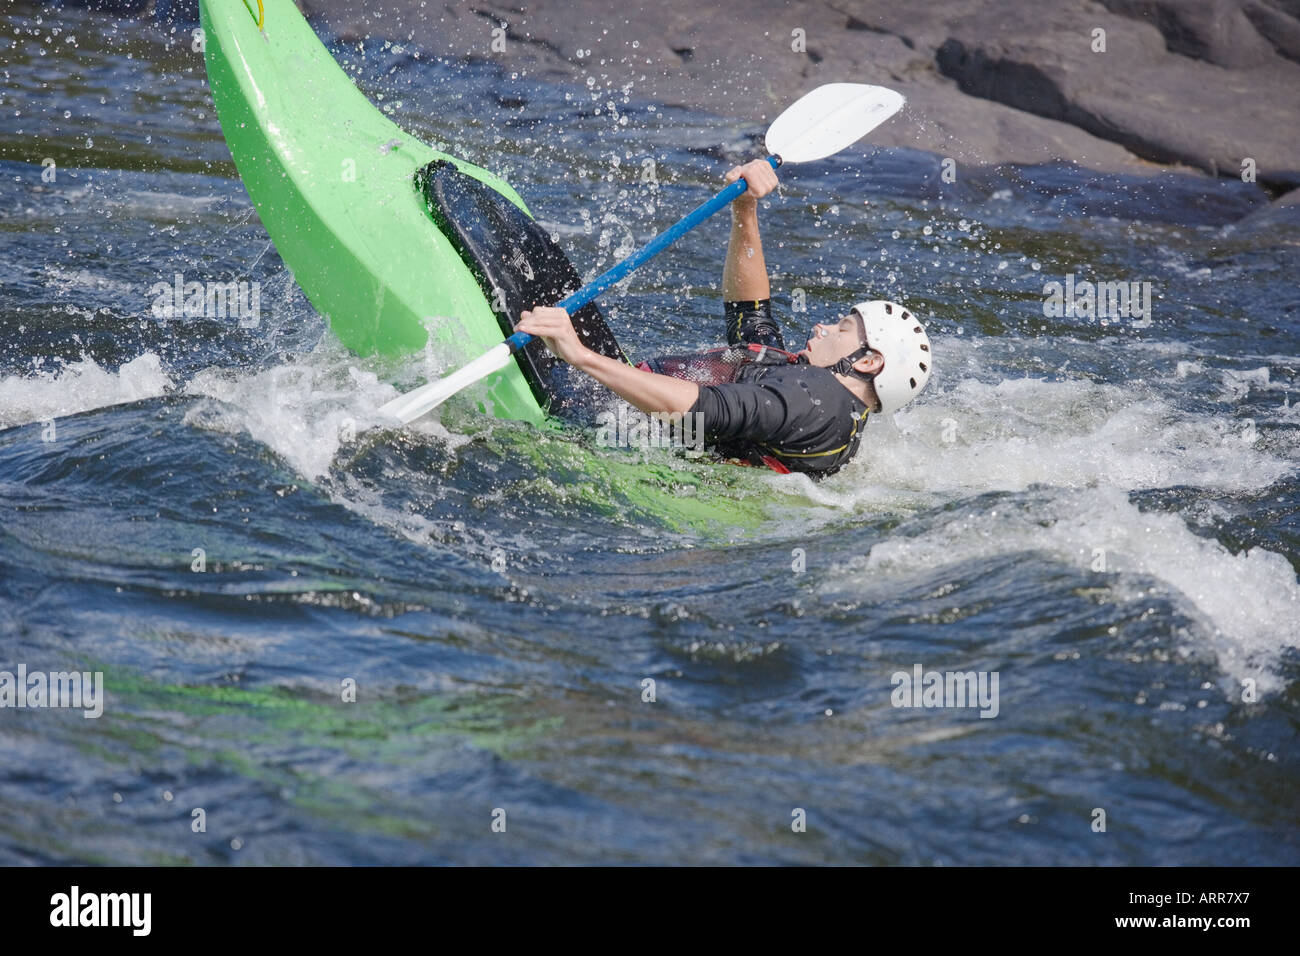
(379, 82, 904, 425)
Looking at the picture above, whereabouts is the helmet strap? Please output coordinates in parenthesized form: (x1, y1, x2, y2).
(830, 312, 876, 382)
(829, 344, 876, 382)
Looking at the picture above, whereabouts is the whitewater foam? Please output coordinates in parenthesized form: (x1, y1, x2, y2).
(181, 341, 467, 480)
(831, 374, 1292, 500)
(0, 353, 174, 429)
(826, 485, 1298, 695)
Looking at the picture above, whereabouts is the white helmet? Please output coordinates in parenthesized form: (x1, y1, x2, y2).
(848, 300, 932, 416)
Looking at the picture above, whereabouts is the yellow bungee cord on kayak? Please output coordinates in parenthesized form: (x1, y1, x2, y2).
(242, 0, 265, 30)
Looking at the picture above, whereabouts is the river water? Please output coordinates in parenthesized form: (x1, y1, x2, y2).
(1, 4, 1297, 864)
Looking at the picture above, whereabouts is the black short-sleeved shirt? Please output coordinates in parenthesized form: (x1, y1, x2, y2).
(686, 299, 869, 477)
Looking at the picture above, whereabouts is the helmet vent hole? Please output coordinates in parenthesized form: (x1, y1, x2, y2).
(919, 362, 928, 372)
(920, 343, 930, 351)
(902, 311, 910, 320)
(885, 304, 893, 314)
(909, 377, 917, 389)
(913, 326, 922, 333)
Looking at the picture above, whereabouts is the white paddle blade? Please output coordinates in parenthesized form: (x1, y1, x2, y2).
(765, 83, 904, 164)
(378, 343, 513, 424)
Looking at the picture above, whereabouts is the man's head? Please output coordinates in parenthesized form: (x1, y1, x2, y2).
(799, 300, 932, 415)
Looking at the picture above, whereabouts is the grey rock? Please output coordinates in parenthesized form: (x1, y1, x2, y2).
(1098, 0, 1276, 68)
(1260, 0, 1300, 18)
(1242, 0, 1300, 62)
(297, 0, 1296, 189)
(933, 0, 1300, 188)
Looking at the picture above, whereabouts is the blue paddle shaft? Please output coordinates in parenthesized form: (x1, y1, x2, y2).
(505, 155, 781, 351)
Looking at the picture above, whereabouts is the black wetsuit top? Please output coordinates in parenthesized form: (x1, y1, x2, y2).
(644, 300, 869, 478)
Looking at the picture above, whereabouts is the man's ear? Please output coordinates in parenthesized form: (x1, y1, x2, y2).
(853, 350, 884, 376)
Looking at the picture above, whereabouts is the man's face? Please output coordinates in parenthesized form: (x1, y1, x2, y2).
(800, 313, 881, 373)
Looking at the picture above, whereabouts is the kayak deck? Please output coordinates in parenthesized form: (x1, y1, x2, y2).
(416, 159, 629, 422)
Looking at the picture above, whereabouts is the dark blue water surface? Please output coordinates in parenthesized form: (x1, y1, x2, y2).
(1, 4, 1297, 864)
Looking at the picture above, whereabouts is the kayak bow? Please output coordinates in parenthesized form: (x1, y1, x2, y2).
(200, 0, 546, 422)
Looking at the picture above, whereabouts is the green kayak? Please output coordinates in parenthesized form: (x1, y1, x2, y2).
(200, 0, 545, 421)
(200, 0, 794, 531)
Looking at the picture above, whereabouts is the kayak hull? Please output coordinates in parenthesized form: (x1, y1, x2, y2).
(199, 0, 544, 423)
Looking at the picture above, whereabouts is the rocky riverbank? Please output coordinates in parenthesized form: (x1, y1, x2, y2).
(55, 0, 1300, 212)
(294, 0, 1300, 189)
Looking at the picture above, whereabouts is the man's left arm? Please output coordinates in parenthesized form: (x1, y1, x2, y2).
(722, 179, 771, 303)
(721, 161, 786, 348)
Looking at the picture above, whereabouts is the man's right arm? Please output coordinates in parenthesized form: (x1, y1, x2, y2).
(572, 348, 701, 414)
(517, 306, 701, 414)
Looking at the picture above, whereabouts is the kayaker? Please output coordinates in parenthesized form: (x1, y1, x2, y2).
(517, 159, 933, 477)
